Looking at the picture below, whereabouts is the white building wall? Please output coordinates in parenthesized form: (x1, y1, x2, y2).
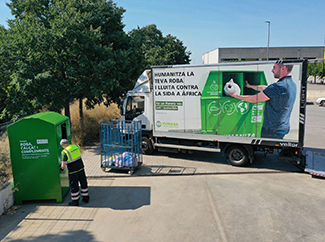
(202, 48, 219, 64)
(203, 46, 324, 64)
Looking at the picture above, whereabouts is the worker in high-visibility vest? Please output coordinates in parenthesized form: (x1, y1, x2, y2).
(60, 139, 90, 206)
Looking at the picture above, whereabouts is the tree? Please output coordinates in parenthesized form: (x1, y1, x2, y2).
(0, 26, 12, 123)
(308, 62, 323, 83)
(129, 24, 191, 74)
(3, 0, 135, 121)
(1, 2, 192, 123)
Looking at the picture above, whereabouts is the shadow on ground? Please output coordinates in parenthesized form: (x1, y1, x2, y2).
(84, 186, 151, 209)
(1, 229, 94, 242)
(84, 142, 318, 177)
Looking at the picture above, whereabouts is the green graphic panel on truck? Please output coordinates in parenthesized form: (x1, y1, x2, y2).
(201, 71, 267, 137)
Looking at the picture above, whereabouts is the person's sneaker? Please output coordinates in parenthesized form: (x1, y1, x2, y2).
(68, 201, 79, 206)
(82, 196, 90, 203)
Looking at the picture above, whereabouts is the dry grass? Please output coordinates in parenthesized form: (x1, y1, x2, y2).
(0, 131, 12, 187)
(68, 101, 120, 145)
(0, 101, 120, 186)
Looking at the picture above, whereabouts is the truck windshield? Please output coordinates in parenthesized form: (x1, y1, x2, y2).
(125, 96, 145, 120)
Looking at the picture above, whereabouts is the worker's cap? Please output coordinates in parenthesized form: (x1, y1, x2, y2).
(60, 139, 70, 146)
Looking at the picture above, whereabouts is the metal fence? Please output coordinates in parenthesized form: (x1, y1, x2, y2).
(100, 120, 142, 170)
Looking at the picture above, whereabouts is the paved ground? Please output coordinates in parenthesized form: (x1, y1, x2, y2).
(83, 144, 301, 178)
(1, 104, 325, 242)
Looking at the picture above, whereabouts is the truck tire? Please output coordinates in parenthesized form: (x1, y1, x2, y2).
(225, 145, 249, 167)
(142, 137, 154, 155)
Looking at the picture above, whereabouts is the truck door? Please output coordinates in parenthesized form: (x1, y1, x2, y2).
(125, 96, 145, 121)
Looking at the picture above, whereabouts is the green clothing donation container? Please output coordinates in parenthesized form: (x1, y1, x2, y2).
(201, 71, 267, 137)
(7, 112, 70, 204)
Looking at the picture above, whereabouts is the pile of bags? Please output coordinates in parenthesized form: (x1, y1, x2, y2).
(102, 152, 138, 168)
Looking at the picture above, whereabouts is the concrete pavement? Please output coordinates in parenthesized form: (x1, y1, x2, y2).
(1, 104, 325, 242)
(1, 171, 325, 242)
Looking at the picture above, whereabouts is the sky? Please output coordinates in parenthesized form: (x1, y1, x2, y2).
(1, 0, 325, 64)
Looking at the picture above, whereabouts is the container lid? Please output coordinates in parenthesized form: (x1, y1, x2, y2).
(21, 112, 68, 125)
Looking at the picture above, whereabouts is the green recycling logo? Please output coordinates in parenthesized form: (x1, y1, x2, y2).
(210, 81, 219, 91)
(222, 101, 236, 115)
(208, 101, 221, 116)
(237, 101, 249, 115)
(207, 100, 249, 117)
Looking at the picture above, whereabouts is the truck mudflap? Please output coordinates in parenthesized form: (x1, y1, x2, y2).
(278, 148, 306, 170)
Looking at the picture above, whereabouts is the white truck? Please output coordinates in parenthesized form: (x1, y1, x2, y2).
(120, 60, 308, 167)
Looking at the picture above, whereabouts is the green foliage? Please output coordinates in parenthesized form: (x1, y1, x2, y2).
(129, 24, 191, 72)
(308, 62, 325, 83)
(308, 62, 321, 76)
(0, 1, 192, 122)
(308, 62, 325, 77)
(0, 27, 9, 123)
(2, 0, 131, 119)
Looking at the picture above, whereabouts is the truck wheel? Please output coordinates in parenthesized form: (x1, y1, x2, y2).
(226, 145, 249, 167)
(142, 137, 154, 155)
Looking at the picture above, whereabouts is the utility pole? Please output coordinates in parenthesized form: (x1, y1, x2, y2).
(265, 21, 270, 61)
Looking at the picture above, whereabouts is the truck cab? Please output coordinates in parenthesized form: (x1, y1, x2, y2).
(120, 70, 153, 135)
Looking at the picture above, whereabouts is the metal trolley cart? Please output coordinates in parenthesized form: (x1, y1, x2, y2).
(100, 120, 142, 174)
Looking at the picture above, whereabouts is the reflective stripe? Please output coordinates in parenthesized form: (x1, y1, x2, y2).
(64, 148, 73, 161)
(62, 145, 82, 164)
(81, 187, 88, 196)
(68, 167, 84, 175)
(71, 192, 79, 196)
(66, 157, 81, 164)
(63, 149, 81, 164)
(71, 191, 80, 200)
(71, 195, 80, 200)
